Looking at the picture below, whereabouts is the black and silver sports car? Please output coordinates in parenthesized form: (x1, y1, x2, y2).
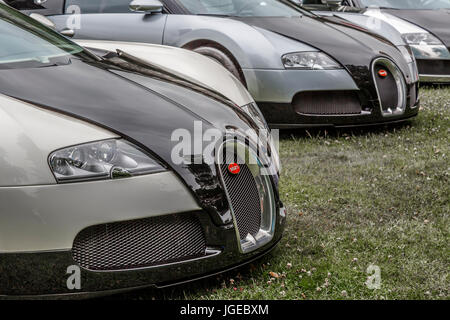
(8, 0, 420, 127)
(297, 0, 450, 83)
(0, 3, 284, 298)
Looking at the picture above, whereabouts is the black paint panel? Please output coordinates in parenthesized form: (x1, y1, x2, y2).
(234, 15, 413, 113)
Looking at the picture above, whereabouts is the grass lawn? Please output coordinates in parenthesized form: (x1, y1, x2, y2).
(113, 86, 449, 300)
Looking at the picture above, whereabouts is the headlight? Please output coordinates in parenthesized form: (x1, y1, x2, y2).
(401, 33, 450, 60)
(282, 52, 342, 70)
(49, 139, 165, 183)
(402, 33, 442, 45)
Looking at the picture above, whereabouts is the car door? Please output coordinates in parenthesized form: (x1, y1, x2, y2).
(47, 0, 167, 44)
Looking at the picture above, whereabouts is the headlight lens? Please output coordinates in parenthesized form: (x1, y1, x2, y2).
(402, 33, 442, 45)
(282, 52, 342, 70)
(401, 33, 450, 60)
(49, 139, 165, 183)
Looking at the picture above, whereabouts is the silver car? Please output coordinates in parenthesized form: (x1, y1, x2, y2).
(10, 0, 420, 128)
(0, 3, 284, 297)
(293, 0, 450, 83)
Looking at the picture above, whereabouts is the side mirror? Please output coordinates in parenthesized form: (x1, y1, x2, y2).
(29, 13, 56, 29)
(129, 0, 163, 13)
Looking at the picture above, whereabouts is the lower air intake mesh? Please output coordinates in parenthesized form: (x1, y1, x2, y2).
(72, 214, 206, 271)
(417, 59, 450, 75)
(293, 91, 362, 115)
(220, 152, 262, 240)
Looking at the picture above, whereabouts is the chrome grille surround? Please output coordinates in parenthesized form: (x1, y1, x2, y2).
(217, 138, 276, 254)
(372, 58, 407, 117)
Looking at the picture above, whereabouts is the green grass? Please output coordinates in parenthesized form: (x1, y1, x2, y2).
(112, 86, 449, 300)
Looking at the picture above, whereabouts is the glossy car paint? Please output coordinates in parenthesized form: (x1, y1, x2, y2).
(74, 39, 254, 107)
(378, 8, 450, 48)
(0, 5, 284, 297)
(367, 8, 450, 82)
(22, 0, 419, 127)
(0, 95, 117, 186)
(306, 0, 450, 82)
(0, 169, 201, 252)
(285, 4, 420, 82)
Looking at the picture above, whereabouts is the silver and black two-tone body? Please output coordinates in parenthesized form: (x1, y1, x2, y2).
(0, 4, 284, 298)
(8, 0, 419, 128)
(295, 0, 450, 83)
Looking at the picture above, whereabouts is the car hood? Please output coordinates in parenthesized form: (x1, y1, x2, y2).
(234, 15, 412, 95)
(0, 57, 255, 222)
(382, 9, 450, 49)
(75, 40, 254, 107)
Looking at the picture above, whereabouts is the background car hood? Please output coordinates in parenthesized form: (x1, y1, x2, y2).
(0, 57, 256, 223)
(382, 9, 450, 49)
(234, 15, 412, 97)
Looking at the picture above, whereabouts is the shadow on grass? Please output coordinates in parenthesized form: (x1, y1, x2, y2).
(101, 251, 278, 300)
(278, 119, 414, 140)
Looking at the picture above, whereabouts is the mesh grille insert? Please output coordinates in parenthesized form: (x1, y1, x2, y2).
(417, 59, 450, 75)
(72, 214, 206, 271)
(220, 152, 262, 240)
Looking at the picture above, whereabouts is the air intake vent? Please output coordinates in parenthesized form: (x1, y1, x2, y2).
(72, 214, 206, 271)
(417, 59, 450, 75)
(293, 91, 362, 115)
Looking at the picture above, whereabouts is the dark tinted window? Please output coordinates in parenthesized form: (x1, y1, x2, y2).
(65, 0, 134, 13)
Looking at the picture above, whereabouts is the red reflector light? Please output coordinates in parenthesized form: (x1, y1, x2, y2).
(228, 163, 241, 175)
(378, 69, 388, 77)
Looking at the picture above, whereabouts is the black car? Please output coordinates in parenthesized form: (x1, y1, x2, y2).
(6, 0, 420, 128)
(300, 0, 450, 83)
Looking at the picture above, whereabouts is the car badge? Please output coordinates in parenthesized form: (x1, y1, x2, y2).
(228, 163, 241, 175)
(378, 69, 388, 78)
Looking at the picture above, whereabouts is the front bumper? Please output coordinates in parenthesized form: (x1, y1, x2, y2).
(0, 208, 285, 298)
(244, 68, 420, 128)
(258, 85, 419, 128)
(0, 151, 285, 298)
(420, 75, 450, 83)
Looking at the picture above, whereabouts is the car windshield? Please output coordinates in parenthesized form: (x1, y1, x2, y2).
(360, 0, 450, 9)
(0, 4, 88, 68)
(176, 0, 304, 17)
